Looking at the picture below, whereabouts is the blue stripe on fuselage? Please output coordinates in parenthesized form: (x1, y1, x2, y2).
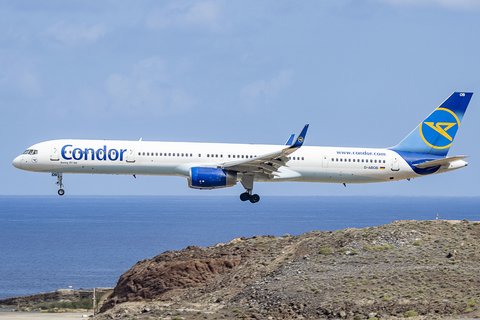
(396, 151, 442, 175)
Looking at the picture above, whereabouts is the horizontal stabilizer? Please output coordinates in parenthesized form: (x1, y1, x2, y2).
(413, 156, 468, 168)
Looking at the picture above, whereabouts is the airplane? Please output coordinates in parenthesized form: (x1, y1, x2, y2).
(12, 92, 472, 203)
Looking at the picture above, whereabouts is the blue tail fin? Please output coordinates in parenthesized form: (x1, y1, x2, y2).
(390, 92, 473, 156)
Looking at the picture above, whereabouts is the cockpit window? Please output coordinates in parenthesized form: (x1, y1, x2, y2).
(23, 149, 38, 155)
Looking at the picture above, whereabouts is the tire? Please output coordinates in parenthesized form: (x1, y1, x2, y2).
(240, 192, 250, 201)
(249, 194, 260, 203)
(58, 189, 65, 196)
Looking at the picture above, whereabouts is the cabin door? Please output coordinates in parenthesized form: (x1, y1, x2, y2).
(322, 155, 328, 168)
(391, 154, 400, 171)
(126, 146, 136, 163)
(50, 144, 59, 161)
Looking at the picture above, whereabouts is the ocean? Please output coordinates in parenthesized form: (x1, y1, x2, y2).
(0, 195, 478, 300)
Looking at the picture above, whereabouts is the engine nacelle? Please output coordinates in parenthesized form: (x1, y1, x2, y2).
(188, 167, 237, 189)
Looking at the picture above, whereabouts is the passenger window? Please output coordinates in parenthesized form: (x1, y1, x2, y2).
(216, 154, 218, 158)
(302, 157, 304, 160)
(198, 154, 201, 157)
(348, 159, 351, 162)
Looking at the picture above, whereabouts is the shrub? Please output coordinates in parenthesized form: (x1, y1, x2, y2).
(374, 244, 394, 251)
(404, 310, 418, 317)
(467, 300, 477, 307)
(319, 247, 333, 255)
(413, 241, 421, 246)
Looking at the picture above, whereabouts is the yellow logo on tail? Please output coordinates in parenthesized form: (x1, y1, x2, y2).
(423, 122, 456, 141)
(419, 107, 460, 149)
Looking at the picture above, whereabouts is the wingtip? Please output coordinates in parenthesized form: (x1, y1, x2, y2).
(290, 124, 309, 148)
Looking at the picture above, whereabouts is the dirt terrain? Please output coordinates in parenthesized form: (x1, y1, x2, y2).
(90, 219, 480, 319)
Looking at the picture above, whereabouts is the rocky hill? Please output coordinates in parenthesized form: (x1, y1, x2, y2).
(96, 220, 480, 319)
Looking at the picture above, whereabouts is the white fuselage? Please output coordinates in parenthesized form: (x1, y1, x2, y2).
(12, 139, 466, 185)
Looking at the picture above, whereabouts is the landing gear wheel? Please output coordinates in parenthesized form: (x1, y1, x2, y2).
(240, 192, 250, 202)
(249, 194, 260, 203)
(58, 189, 65, 196)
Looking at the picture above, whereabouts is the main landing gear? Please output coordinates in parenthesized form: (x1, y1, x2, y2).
(239, 174, 260, 203)
(240, 192, 260, 203)
(53, 172, 65, 196)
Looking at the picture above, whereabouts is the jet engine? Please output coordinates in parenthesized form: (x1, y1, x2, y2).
(188, 167, 237, 189)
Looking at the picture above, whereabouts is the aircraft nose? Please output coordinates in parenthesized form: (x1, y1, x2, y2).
(12, 156, 23, 169)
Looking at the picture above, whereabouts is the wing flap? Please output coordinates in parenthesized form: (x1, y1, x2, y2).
(221, 124, 309, 179)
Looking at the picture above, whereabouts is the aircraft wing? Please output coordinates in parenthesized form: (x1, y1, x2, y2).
(220, 124, 309, 179)
(412, 156, 468, 169)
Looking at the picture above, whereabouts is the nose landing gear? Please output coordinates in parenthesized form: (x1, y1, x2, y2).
(53, 172, 65, 196)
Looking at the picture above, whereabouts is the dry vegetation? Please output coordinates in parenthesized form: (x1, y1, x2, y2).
(70, 220, 480, 319)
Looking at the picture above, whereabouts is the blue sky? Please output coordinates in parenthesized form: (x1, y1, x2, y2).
(3, 0, 480, 197)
